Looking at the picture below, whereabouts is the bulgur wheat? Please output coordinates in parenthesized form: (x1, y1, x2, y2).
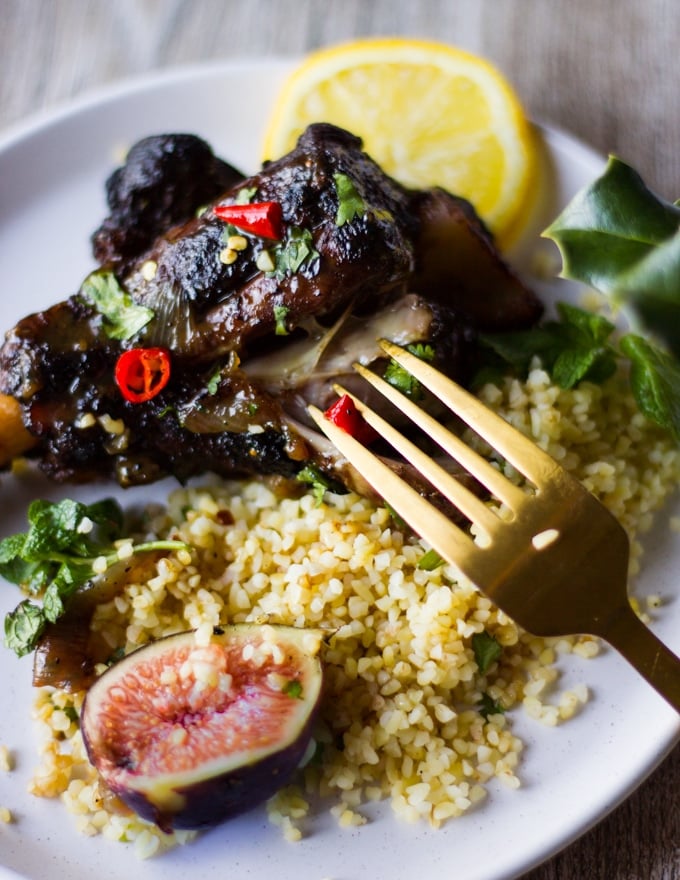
(24, 364, 680, 854)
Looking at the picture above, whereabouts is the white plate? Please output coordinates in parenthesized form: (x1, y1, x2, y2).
(0, 60, 677, 880)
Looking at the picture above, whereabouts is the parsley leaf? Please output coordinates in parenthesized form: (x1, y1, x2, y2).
(283, 679, 303, 699)
(273, 305, 290, 336)
(471, 630, 502, 674)
(1, 498, 189, 658)
(417, 549, 444, 571)
(81, 270, 154, 340)
(206, 367, 222, 395)
(334, 173, 366, 226)
(269, 227, 320, 279)
(296, 463, 346, 506)
(383, 343, 435, 399)
(478, 692, 506, 720)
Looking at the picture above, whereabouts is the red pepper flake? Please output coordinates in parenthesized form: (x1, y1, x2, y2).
(115, 347, 171, 404)
(324, 394, 378, 445)
(213, 201, 283, 240)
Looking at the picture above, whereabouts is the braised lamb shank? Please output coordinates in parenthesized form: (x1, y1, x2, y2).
(0, 124, 542, 488)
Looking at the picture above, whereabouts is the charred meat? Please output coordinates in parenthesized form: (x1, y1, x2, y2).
(91, 134, 244, 274)
(0, 124, 542, 488)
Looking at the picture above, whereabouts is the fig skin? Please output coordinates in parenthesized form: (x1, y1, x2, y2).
(80, 624, 324, 831)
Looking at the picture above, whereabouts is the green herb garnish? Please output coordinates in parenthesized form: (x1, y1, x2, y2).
(471, 630, 502, 674)
(478, 692, 506, 720)
(417, 548, 445, 570)
(206, 366, 223, 395)
(541, 156, 680, 439)
(235, 186, 258, 205)
(481, 302, 618, 390)
(273, 305, 290, 336)
(269, 227, 320, 279)
(81, 270, 154, 340)
(283, 679, 303, 699)
(1, 498, 189, 658)
(296, 463, 346, 506)
(383, 343, 435, 399)
(544, 156, 680, 356)
(334, 172, 366, 226)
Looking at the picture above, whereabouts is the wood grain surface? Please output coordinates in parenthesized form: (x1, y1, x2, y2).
(0, 2, 678, 879)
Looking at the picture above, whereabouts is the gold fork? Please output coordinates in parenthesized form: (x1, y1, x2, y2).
(308, 340, 680, 713)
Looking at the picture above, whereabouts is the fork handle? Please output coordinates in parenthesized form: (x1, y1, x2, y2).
(601, 606, 680, 714)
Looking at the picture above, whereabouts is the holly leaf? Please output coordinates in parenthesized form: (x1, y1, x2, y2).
(543, 156, 680, 358)
(612, 231, 680, 358)
(543, 156, 680, 292)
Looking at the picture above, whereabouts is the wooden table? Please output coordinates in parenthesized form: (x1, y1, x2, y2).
(0, 2, 678, 878)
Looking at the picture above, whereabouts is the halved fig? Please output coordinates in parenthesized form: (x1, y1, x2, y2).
(81, 624, 324, 831)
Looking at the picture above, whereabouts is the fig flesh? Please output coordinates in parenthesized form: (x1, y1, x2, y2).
(81, 624, 323, 831)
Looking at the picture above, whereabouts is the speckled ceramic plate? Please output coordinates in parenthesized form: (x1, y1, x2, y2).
(0, 60, 677, 880)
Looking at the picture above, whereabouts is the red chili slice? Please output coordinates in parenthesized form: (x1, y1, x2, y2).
(213, 201, 283, 240)
(115, 347, 171, 404)
(324, 394, 378, 444)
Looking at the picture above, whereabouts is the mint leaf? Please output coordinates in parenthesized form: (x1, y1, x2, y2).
(334, 173, 366, 226)
(4, 601, 46, 658)
(81, 270, 154, 340)
(481, 302, 617, 390)
(1, 498, 189, 658)
(472, 630, 502, 674)
(619, 334, 680, 440)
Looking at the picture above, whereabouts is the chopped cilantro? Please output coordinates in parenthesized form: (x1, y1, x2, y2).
(471, 630, 502, 674)
(1, 498, 189, 658)
(269, 227, 320, 279)
(478, 692, 506, 720)
(417, 549, 444, 570)
(384, 502, 407, 529)
(206, 366, 222, 395)
(334, 172, 366, 226)
(273, 305, 290, 336)
(80, 270, 154, 340)
(63, 704, 80, 723)
(235, 186, 258, 205)
(383, 343, 435, 400)
(283, 679, 303, 699)
(296, 463, 346, 506)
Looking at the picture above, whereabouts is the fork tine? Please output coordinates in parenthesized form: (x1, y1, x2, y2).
(333, 382, 501, 539)
(350, 363, 527, 512)
(378, 340, 562, 486)
(307, 404, 477, 574)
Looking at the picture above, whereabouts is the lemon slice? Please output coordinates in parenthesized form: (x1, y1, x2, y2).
(262, 38, 536, 245)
